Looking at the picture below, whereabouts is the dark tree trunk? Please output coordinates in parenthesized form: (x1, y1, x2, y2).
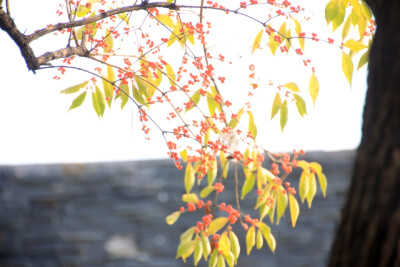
(329, 0, 400, 266)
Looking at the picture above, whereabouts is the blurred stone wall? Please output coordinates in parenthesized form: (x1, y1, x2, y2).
(0, 150, 355, 267)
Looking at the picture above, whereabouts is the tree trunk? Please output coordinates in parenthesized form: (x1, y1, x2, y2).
(329, 1, 400, 266)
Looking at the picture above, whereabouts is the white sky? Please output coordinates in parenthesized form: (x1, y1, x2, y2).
(0, 1, 368, 165)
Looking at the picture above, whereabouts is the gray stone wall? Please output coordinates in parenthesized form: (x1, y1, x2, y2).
(0, 150, 355, 267)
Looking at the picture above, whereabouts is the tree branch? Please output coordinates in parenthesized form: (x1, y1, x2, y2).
(27, 2, 179, 43)
(0, 9, 39, 72)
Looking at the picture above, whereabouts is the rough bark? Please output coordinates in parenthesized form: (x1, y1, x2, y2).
(329, 0, 400, 266)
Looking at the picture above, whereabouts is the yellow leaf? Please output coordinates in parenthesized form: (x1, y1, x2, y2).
(176, 240, 196, 262)
(166, 211, 181, 225)
(256, 229, 264, 249)
(306, 172, 317, 208)
(309, 73, 320, 105)
(292, 18, 304, 50)
(343, 39, 368, 53)
(252, 29, 264, 54)
(247, 110, 257, 139)
(317, 172, 328, 197)
(184, 163, 195, 193)
(200, 186, 214, 198)
(193, 238, 203, 266)
(342, 52, 354, 86)
(357, 49, 369, 70)
(104, 28, 114, 51)
(246, 225, 256, 255)
(207, 217, 229, 235)
(241, 172, 255, 200)
(201, 231, 211, 259)
(229, 231, 240, 263)
(299, 171, 310, 203)
(156, 14, 174, 28)
(181, 193, 199, 203)
(207, 158, 218, 186)
(218, 232, 231, 257)
(289, 194, 299, 227)
(271, 92, 281, 119)
(61, 81, 89, 94)
(282, 82, 300, 92)
(280, 100, 288, 132)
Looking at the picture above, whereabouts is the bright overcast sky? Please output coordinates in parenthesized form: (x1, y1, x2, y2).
(0, 1, 368, 165)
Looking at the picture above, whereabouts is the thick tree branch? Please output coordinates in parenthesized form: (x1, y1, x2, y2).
(0, 9, 39, 71)
(27, 2, 179, 43)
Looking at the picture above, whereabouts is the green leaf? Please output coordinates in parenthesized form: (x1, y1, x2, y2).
(358, 49, 369, 70)
(182, 193, 199, 203)
(317, 172, 328, 197)
(332, 0, 346, 31)
(229, 231, 240, 263)
(201, 231, 211, 260)
(209, 249, 218, 267)
(342, 52, 354, 86)
(256, 229, 264, 250)
(68, 91, 87, 111)
(271, 92, 281, 119)
(200, 186, 214, 198)
(180, 227, 196, 243)
(257, 222, 276, 252)
(276, 185, 288, 224)
(252, 29, 264, 54)
(343, 39, 368, 53)
(207, 92, 218, 117)
(217, 254, 226, 267)
(289, 193, 299, 227)
(361, 1, 372, 20)
(246, 225, 256, 255)
(92, 85, 106, 117)
(176, 240, 196, 262)
(118, 81, 130, 109)
(185, 89, 202, 112)
(218, 232, 231, 257)
(299, 171, 310, 203)
(224, 251, 235, 267)
(309, 73, 320, 105)
(325, 0, 338, 24)
(282, 82, 300, 92)
(166, 211, 181, 225)
(247, 110, 257, 139)
(135, 76, 149, 98)
(293, 94, 307, 117)
(76, 5, 91, 17)
(306, 172, 317, 208)
(207, 217, 229, 235)
(241, 172, 255, 200)
(193, 238, 203, 266)
(185, 163, 195, 193)
(132, 83, 147, 106)
(280, 100, 288, 132)
(61, 81, 89, 94)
